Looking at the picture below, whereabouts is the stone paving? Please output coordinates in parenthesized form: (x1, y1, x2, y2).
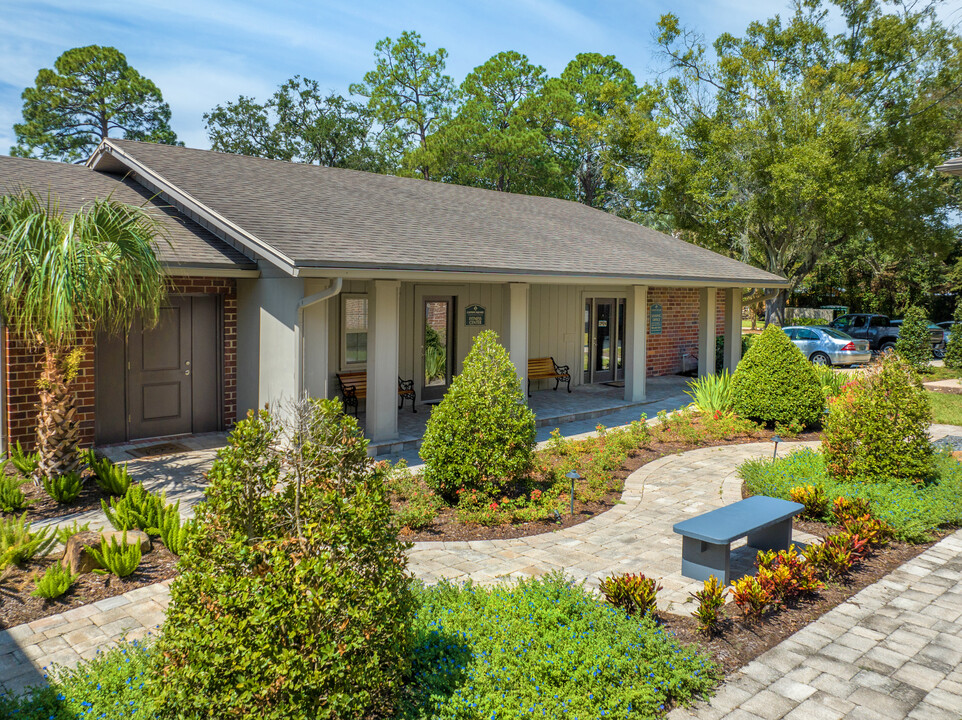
(668, 529, 962, 720)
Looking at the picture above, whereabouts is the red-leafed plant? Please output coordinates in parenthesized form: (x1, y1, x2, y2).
(599, 572, 662, 618)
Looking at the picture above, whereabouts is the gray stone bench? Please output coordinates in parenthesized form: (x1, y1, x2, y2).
(672, 496, 804, 585)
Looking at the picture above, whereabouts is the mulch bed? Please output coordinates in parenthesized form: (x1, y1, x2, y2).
(9, 478, 110, 523)
(661, 527, 947, 675)
(401, 428, 820, 542)
(0, 544, 179, 630)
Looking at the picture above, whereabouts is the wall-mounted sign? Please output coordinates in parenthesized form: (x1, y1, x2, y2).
(650, 304, 663, 335)
(465, 304, 486, 326)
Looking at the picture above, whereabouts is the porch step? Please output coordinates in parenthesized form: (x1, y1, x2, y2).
(366, 400, 649, 457)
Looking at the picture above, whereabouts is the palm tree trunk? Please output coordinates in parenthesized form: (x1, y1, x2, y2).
(35, 343, 82, 481)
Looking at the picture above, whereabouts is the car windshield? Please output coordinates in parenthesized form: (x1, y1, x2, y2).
(819, 327, 854, 340)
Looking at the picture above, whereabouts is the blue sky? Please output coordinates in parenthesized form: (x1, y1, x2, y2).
(1, 1, 959, 155)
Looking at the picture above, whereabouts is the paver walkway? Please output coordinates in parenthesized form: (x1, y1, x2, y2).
(668, 529, 962, 720)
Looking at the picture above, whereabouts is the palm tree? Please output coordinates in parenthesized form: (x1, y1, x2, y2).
(0, 190, 166, 480)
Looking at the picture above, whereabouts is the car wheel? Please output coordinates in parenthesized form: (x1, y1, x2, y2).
(880, 342, 896, 354)
(810, 352, 832, 367)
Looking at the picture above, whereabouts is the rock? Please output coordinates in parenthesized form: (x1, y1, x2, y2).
(61, 529, 152, 575)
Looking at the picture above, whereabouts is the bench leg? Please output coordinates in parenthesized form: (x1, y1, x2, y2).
(747, 519, 793, 552)
(528, 379, 532, 397)
(681, 535, 731, 586)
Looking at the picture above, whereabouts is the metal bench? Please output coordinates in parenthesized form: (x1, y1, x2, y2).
(672, 496, 804, 585)
(336, 372, 417, 417)
(527, 357, 571, 396)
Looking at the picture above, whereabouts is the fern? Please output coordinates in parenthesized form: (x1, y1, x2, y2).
(159, 505, 194, 555)
(102, 484, 167, 535)
(42, 472, 84, 503)
(87, 532, 141, 577)
(55, 520, 91, 546)
(9, 441, 39, 476)
(0, 471, 32, 512)
(0, 513, 56, 568)
(31, 562, 77, 599)
(85, 450, 132, 496)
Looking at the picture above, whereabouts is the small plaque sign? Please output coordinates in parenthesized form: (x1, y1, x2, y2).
(650, 304, 663, 335)
(465, 304, 486, 326)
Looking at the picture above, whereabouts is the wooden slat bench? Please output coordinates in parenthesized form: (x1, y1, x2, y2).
(527, 357, 571, 396)
(672, 496, 804, 585)
(336, 372, 417, 417)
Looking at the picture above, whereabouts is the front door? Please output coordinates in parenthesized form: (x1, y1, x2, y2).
(123, 295, 220, 441)
(583, 298, 626, 384)
(422, 297, 455, 402)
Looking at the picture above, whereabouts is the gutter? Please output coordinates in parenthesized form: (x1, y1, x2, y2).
(296, 278, 343, 396)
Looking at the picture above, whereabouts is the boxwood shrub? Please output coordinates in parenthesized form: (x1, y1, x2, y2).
(420, 330, 536, 500)
(731, 324, 824, 427)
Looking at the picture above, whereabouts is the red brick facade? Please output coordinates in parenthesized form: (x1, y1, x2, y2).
(646, 288, 726, 377)
(3, 276, 237, 451)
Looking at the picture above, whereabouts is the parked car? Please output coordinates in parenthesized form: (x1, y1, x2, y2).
(829, 313, 943, 354)
(782, 325, 871, 367)
(890, 320, 947, 358)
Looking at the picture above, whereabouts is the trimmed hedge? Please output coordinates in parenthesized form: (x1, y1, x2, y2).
(731, 324, 824, 427)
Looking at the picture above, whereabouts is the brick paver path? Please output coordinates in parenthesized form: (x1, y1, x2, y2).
(668, 529, 962, 720)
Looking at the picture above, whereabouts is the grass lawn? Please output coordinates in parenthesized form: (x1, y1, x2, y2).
(923, 365, 962, 382)
(926, 391, 962, 425)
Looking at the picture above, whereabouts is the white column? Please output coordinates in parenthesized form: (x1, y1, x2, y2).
(723, 287, 743, 373)
(367, 279, 400, 442)
(508, 283, 529, 399)
(236, 276, 305, 417)
(624, 285, 648, 402)
(698, 287, 718, 377)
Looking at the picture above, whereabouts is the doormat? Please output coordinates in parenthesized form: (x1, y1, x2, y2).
(603, 381, 625, 388)
(127, 442, 191, 459)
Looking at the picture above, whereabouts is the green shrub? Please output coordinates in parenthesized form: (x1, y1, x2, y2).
(0, 513, 55, 568)
(102, 483, 168, 535)
(420, 330, 536, 500)
(9, 441, 38, 476)
(400, 573, 715, 719)
(944, 301, 962, 370)
(85, 450, 132, 496)
(789, 316, 828, 326)
(599, 572, 662, 618)
(0, 471, 31, 512)
(151, 401, 415, 720)
(895, 305, 931, 372)
(685, 370, 733, 412)
(0, 639, 153, 718)
(54, 520, 90, 546)
(731, 324, 824, 427)
(31, 561, 77, 599)
(42, 472, 83, 503)
(823, 353, 933, 482)
(740, 448, 962, 542)
(714, 333, 756, 373)
(88, 531, 142, 577)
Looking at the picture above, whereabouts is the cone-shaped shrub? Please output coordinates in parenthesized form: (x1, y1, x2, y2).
(823, 353, 933, 482)
(420, 330, 536, 500)
(944, 302, 962, 370)
(731, 324, 824, 427)
(895, 305, 931, 372)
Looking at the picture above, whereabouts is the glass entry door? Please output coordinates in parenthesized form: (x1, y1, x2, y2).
(422, 297, 455, 402)
(583, 298, 626, 384)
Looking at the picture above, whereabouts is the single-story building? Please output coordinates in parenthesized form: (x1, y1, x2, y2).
(0, 140, 787, 452)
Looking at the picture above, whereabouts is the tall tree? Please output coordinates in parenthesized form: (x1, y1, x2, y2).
(414, 51, 569, 194)
(0, 192, 167, 478)
(205, 77, 384, 171)
(350, 31, 457, 178)
(556, 53, 638, 209)
(619, 1, 962, 322)
(12, 45, 179, 163)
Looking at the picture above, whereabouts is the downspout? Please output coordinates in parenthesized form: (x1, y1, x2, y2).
(296, 278, 343, 397)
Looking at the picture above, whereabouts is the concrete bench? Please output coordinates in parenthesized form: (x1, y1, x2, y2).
(672, 496, 804, 585)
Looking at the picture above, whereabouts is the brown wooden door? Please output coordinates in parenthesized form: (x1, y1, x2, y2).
(127, 297, 193, 439)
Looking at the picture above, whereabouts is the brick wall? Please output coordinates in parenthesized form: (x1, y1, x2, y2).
(646, 288, 726, 377)
(3, 276, 237, 451)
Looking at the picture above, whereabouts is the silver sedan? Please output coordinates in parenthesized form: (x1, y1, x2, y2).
(782, 326, 872, 367)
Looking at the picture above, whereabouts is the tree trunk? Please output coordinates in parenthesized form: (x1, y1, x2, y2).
(765, 291, 787, 326)
(35, 344, 82, 481)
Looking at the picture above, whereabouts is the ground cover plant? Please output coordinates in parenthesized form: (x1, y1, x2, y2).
(399, 573, 716, 719)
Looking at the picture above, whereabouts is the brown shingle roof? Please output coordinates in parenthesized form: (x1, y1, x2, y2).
(104, 140, 786, 285)
(936, 157, 962, 176)
(0, 155, 255, 272)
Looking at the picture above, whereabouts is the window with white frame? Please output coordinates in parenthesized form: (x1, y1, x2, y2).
(341, 294, 368, 368)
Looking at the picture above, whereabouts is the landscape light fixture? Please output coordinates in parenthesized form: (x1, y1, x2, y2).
(566, 470, 581, 516)
(771, 435, 781, 461)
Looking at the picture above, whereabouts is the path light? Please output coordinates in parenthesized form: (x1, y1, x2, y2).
(771, 435, 781, 462)
(566, 470, 581, 516)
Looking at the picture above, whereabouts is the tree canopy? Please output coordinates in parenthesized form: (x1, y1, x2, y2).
(12, 45, 179, 163)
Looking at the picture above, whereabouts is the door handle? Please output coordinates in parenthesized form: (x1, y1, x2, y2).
(185, 370, 191, 376)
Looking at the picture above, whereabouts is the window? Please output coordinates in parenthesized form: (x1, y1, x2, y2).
(341, 295, 368, 368)
(798, 329, 818, 340)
